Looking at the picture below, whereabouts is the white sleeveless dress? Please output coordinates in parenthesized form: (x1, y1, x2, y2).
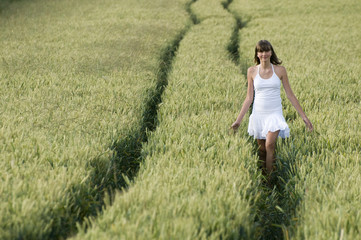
(248, 64, 290, 139)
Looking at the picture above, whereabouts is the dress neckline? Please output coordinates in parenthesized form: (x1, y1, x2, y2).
(257, 64, 274, 80)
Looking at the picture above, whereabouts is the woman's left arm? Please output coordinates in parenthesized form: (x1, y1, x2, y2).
(278, 66, 313, 131)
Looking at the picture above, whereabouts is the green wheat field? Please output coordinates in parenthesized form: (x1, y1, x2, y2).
(0, 0, 360, 239)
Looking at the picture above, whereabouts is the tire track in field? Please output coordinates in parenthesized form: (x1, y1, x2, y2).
(186, 0, 200, 24)
(223, 1, 298, 239)
(102, 0, 199, 193)
(221, 0, 249, 77)
(67, 1, 199, 238)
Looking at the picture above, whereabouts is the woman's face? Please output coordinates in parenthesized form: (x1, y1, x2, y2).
(257, 50, 272, 62)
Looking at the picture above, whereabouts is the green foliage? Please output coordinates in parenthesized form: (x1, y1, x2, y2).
(230, 0, 361, 239)
(0, 0, 189, 238)
(72, 0, 262, 239)
(1, 0, 360, 239)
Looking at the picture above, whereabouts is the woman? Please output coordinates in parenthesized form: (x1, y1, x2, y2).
(231, 40, 313, 178)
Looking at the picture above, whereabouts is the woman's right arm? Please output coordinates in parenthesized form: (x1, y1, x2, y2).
(230, 67, 255, 131)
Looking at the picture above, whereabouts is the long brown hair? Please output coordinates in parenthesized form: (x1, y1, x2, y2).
(254, 40, 282, 65)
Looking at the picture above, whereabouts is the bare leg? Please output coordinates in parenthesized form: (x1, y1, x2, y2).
(265, 130, 280, 175)
(257, 139, 266, 176)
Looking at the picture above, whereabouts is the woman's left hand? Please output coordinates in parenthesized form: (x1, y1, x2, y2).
(303, 117, 313, 132)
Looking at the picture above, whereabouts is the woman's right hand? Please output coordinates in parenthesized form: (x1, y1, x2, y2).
(230, 121, 241, 132)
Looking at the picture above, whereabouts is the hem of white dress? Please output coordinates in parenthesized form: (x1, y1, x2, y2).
(248, 128, 290, 140)
(248, 112, 290, 140)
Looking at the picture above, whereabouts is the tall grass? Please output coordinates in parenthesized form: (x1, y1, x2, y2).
(0, 0, 189, 238)
(2, 0, 359, 238)
(72, 0, 262, 239)
(230, 0, 361, 238)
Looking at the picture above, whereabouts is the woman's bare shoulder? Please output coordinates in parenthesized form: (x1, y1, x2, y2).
(274, 65, 287, 78)
(274, 65, 287, 74)
(247, 66, 258, 80)
(247, 66, 257, 76)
